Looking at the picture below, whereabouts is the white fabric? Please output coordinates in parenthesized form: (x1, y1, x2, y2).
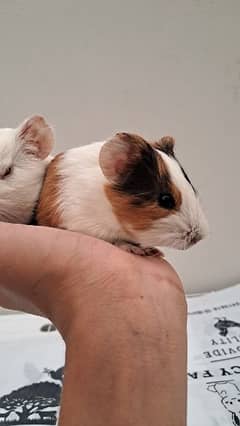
(1, 284, 240, 425)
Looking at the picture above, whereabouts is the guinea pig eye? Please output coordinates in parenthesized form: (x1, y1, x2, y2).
(3, 167, 12, 178)
(158, 193, 175, 209)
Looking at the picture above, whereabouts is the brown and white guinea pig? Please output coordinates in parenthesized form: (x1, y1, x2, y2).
(37, 132, 208, 256)
(0, 115, 54, 224)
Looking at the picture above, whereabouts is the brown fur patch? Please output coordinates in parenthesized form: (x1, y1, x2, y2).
(105, 147, 182, 232)
(105, 185, 169, 231)
(36, 154, 63, 227)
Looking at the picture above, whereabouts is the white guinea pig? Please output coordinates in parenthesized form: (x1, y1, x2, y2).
(37, 132, 208, 256)
(0, 115, 54, 224)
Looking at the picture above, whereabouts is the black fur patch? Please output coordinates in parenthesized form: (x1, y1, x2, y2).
(116, 142, 173, 205)
(175, 157, 196, 194)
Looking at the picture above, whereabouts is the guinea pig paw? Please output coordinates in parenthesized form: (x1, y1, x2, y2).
(115, 241, 164, 257)
(142, 246, 164, 257)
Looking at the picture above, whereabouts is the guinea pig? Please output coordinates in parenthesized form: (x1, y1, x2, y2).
(0, 115, 54, 224)
(36, 132, 208, 256)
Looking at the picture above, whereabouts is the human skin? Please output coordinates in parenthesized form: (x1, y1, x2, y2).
(0, 223, 187, 426)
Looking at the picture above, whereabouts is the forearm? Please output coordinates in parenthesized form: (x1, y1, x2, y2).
(0, 222, 101, 320)
(59, 279, 187, 426)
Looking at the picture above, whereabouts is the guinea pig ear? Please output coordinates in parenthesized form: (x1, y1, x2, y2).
(17, 115, 55, 159)
(99, 132, 147, 184)
(153, 136, 175, 156)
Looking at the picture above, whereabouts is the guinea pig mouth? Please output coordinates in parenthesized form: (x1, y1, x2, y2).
(183, 229, 203, 249)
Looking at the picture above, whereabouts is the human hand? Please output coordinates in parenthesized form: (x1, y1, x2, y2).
(0, 223, 187, 426)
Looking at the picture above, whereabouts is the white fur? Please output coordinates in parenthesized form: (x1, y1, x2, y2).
(58, 142, 130, 242)
(0, 127, 51, 224)
(57, 141, 208, 250)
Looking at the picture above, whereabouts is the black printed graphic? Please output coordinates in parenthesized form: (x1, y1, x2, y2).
(214, 317, 240, 337)
(40, 323, 56, 333)
(208, 381, 240, 425)
(43, 367, 64, 384)
(0, 366, 64, 425)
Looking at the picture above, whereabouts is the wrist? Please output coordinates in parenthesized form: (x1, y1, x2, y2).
(45, 239, 131, 338)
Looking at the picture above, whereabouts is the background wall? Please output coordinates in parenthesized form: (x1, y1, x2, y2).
(0, 0, 239, 294)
